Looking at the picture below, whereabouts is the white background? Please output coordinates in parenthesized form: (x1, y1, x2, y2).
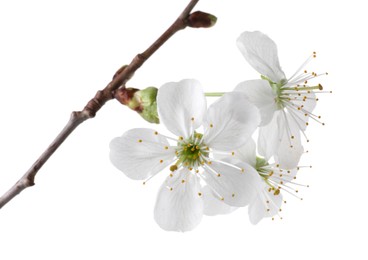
(0, 0, 365, 259)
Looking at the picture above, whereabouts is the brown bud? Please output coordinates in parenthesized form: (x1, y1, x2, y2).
(187, 11, 217, 28)
(114, 87, 140, 107)
(114, 87, 159, 124)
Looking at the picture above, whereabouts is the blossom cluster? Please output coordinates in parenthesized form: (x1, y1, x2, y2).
(109, 31, 328, 231)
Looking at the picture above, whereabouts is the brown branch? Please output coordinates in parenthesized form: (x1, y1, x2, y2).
(0, 0, 200, 209)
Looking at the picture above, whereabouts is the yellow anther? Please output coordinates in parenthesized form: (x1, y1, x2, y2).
(179, 136, 183, 140)
(164, 146, 169, 150)
(210, 124, 213, 128)
(169, 187, 173, 191)
(198, 192, 202, 196)
(191, 117, 195, 121)
(220, 197, 224, 201)
(181, 180, 185, 183)
(154, 131, 158, 135)
(274, 189, 280, 196)
(232, 193, 235, 197)
(269, 171, 274, 176)
(160, 160, 163, 163)
(138, 139, 143, 143)
(169, 173, 173, 177)
(217, 174, 221, 177)
(231, 152, 235, 156)
(170, 165, 178, 172)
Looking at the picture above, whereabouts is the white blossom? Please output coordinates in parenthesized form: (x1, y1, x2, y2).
(110, 79, 261, 231)
(235, 31, 327, 162)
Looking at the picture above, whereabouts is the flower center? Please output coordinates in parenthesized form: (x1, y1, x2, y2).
(174, 133, 209, 169)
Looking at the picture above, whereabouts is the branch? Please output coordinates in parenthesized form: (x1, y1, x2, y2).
(0, 0, 200, 209)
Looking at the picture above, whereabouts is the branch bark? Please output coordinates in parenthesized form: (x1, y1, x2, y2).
(0, 0, 200, 209)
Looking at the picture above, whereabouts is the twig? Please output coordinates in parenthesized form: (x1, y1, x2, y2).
(0, 0, 200, 209)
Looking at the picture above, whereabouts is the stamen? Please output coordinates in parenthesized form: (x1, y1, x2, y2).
(287, 53, 315, 82)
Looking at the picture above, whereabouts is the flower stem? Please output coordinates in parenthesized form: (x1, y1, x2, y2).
(205, 92, 226, 97)
(0, 0, 201, 209)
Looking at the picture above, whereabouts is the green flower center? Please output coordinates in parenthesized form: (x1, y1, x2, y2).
(261, 75, 323, 110)
(174, 133, 209, 169)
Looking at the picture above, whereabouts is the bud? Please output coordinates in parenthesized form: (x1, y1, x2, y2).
(188, 11, 217, 28)
(115, 87, 159, 124)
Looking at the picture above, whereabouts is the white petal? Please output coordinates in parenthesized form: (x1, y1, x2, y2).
(275, 133, 304, 169)
(234, 138, 257, 168)
(203, 92, 260, 151)
(157, 79, 206, 138)
(201, 161, 258, 207)
(154, 169, 203, 232)
(249, 184, 283, 225)
(258, 111, 283, 160)
(288, 91, 317, 131)
(237, 31, 286, 83)
(109, 128, 175, 180)
(202, 185, 236, 216)
(234, 79, 278, 126)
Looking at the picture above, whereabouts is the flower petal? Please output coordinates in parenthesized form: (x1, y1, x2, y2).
(203, 92, 260, 151)
(234, 138, 257, 168)
(288, 91, 317, 131)
(234, 79, 278, 126)
(275, 133, 304, 169)
(249, 184, 283, 225)
(157, 79, 206, 138)
(201, 161, 258, 207)
(154, 168, 203, 232)
(237, 31, 286, 83)
(109, 128, 175, 180)
(202, 185, 236, 216)
(258, 110, 283, 160)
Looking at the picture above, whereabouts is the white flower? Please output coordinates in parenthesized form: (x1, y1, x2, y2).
(235, 31, 326, 162)
(109, 79, 261, 232)
(203, 138, 306, 225)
